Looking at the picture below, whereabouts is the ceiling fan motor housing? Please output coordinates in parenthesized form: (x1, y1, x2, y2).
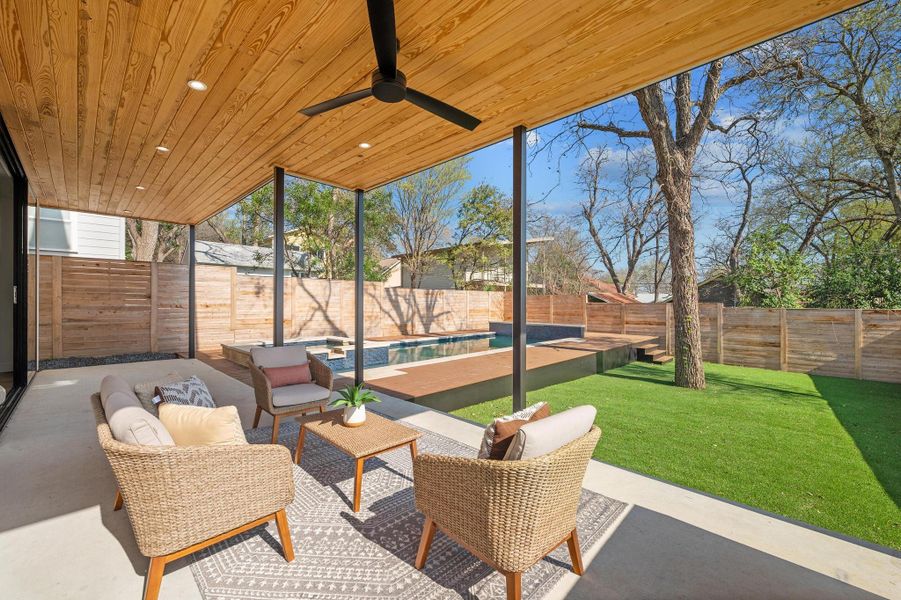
(372, 69, 407, 102)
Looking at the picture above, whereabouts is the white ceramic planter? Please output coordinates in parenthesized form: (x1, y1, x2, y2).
(343, 405, 366, 427)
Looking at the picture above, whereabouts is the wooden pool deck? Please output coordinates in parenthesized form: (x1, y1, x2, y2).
(196, 332, 658, 411)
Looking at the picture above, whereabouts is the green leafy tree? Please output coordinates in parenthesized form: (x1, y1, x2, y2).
(731, 227, 812, 308)
(442, 183, 513, 289)
(809, 240, 901, 308)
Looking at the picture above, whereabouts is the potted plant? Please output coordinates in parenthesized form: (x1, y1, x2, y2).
(332, 383, 381, 427)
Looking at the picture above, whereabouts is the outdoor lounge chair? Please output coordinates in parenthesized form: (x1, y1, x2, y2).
(248, 345, 334, 444)
(91, 393, 295, 600)
(413, 422, 601, 600)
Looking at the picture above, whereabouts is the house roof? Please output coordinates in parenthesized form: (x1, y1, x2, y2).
(1, 1, 860, 224)
(585, 278, 641, 304)
(190, 240, 293, 270)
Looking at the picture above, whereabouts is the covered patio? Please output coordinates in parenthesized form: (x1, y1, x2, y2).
(0, 0, 898, 599)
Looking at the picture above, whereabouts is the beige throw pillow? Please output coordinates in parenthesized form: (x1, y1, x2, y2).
(158, 404, 247, 446)
(503, 405, 597, 461)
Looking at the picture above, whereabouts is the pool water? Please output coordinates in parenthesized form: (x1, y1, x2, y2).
(387, 334, 520, 365)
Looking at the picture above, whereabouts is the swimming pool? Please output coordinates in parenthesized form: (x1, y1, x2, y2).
(386, 334, 529, 365)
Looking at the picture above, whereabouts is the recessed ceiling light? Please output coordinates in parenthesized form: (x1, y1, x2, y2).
(123, 209, 132, 214)
(135, 186, 146, 191)
(155, 146, 170, 153)
(187, 80, 208, 91)
(358, 142, 371, 149)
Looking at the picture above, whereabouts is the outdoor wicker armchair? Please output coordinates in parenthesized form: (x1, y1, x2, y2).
(249, 346, 334, 444)
(413, 426, 601, 600)
(92, 394, 296, 600)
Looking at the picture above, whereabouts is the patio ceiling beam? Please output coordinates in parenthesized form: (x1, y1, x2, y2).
(274, 166, 286, 347)
(355, 188, 365, 386)
(512, 125, 527, 412)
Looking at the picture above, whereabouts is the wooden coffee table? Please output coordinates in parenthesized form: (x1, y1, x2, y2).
(294, 409, 422, 511)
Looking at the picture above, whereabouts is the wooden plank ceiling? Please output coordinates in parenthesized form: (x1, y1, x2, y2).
(0, 0, 863, 224)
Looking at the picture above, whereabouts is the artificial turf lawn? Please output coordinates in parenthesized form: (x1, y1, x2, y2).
(451, 361, 901, 550)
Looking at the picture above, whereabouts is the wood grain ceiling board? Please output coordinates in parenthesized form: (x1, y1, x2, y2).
(0, 0, 864, 224)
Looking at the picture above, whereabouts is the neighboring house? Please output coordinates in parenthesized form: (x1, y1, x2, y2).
(696, 272, 736, 306)
(584, 278, 641, 304)
(388, 238, 552, 290)
(189, 240, 305, 275)
(28, 207, 125, 259)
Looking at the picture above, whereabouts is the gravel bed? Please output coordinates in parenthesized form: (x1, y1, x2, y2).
(30, 353, 179, 371)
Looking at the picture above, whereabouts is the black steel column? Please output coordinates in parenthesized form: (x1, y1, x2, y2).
(188, 225, 196, 359)
(354, 188, 365, 385)
(273, 166, 285, 347)
(512, 125, 527, 411)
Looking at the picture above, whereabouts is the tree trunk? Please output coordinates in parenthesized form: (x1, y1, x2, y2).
(666, 180, 706, 389)
(127, 219, 159, 262)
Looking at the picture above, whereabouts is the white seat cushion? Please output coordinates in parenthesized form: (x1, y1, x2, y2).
(503, 405, 596, 460)
(250, 345, 308, 369)
(271, 383, 331, 408)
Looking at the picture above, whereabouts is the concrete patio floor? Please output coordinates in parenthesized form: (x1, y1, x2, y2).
(0, 359, 897, 599)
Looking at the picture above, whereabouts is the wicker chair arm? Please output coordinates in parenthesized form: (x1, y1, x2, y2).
(413, 426, 601, 573)
(249, 361, 275, 412)
(108, 441, 295, 557)
(307, 352, 333, 391)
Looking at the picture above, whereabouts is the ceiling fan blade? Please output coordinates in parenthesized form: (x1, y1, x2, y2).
(366, 0, 397, 78)
(405, 88, 481, 131)
(299, 88, 373, 116)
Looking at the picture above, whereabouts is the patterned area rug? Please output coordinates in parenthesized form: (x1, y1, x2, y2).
(189, 418, 626, 600)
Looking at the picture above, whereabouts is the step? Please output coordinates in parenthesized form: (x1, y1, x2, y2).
(635, 342, 660, 351)
(652, 354, 674, 364)
(644, 348, 666, 357)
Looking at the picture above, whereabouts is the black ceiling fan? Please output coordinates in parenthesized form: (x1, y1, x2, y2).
(299, 0, 481, 131)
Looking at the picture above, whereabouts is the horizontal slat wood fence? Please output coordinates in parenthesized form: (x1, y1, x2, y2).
(503, 293, 901, 383)
(31, 256, 504, 361)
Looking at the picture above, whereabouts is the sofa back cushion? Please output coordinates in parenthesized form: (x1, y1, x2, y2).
(251, 345, 308, 369)
(158, 404, 247, 446)
(100, 375, 174, 446)
(503, 405, 597, 461)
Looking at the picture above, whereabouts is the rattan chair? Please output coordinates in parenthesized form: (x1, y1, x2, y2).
(92, 394, 296, 600)
(413, 426, 601, 600)
(249, 348, 334, 444)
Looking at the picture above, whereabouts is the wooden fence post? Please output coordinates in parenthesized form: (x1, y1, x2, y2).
(620, 304, 626, 334)
(51, 256, 62, 358)
(549, 295, 555, 324)
(716, 303, 724, 364)
(150, 262, 159, 353)
(854, 309, 863, 379)
(779, 308, 788, 371)
(229, 267, 238, 333)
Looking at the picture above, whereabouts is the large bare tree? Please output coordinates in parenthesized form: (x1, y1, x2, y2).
(575, 51, 792, 388)
(390, 158, 469, 288)
(578, 146, 667, 295)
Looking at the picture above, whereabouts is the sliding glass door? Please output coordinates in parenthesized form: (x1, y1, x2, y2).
(0, 113, 31, 433)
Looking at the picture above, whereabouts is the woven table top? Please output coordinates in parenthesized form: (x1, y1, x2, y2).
(296, 409, 421, 459)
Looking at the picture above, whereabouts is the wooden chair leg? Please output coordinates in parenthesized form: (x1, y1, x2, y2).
(567, 528, 584, 575)
(318, 405, 324, 413)
(414, 517, 437, 569)
(271, 415, 281, 444)
(293, 426, 307, 465)
(504, 571, 522, 600)
(409, 439, 418, 460)
(274, 509, 295, 562)
(113, 489, 123, 511)
(143, 556, 166, 600)
(252, 406, 262, 428)
(353, 458, 365, 512)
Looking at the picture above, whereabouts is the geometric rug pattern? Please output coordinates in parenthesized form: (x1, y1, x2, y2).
(189, 418, 626, 599)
